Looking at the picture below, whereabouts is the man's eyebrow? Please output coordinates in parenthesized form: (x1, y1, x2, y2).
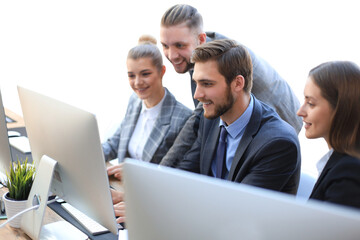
(194, 78, 216, 83)
(161, 41, 187, 46)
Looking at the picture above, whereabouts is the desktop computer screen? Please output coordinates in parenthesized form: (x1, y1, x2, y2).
(123, 158, 360, 240)
(17, 86, 118, 236)
(0, 89, 13, 181)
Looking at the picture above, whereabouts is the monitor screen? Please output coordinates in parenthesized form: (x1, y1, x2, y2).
(123, 158, 360, 240)
(17, 86, 118, 235)
(0, 89, 12, 180)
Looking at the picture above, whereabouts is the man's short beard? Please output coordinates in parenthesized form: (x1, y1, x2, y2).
(181, 61, 194, 74)
(204, 85, 234, 119)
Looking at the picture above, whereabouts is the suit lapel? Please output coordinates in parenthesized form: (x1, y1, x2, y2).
(201, 119, 221, 175)
(227, 97, 260, 180)
(310, 151, 339, 196)
(142, 89, 173, 162)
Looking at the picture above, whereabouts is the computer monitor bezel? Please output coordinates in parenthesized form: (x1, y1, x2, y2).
(123, 158, 360, 240)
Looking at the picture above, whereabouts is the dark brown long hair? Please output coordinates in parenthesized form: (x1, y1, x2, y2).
(309, 61, 360, 157)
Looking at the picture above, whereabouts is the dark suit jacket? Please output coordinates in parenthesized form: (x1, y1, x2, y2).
(102, 88, 192, 164)
(177, 96, 301, 194)
(310, 151, 360, 209)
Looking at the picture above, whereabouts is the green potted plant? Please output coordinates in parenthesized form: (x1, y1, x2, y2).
(3, 158, 35, 228)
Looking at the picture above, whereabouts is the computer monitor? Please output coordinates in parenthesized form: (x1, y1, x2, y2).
(17, 86, 118, 236)
(0, 88, 13, 182)
(123, 158, 360, 240)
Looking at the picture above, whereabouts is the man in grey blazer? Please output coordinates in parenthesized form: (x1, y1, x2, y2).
(102, 88, 192, 164)
(160, 4, 302, 167)
(178, 39, 300, 194)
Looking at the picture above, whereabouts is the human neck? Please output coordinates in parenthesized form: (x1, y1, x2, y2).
(221, 93, 251, 126)
(144, 87, 165, 108)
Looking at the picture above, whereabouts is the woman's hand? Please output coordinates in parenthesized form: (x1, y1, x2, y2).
(107, 163, 124, 181)
(110, 188, 124, 204)
(113, 201, 126, 224)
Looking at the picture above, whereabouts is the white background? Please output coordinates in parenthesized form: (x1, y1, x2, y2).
(1, 0, 359, 176)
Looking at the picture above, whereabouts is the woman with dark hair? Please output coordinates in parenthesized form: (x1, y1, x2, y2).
(297, 61, 360, 209)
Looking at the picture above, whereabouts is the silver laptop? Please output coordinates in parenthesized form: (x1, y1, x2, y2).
(123, 158, 360, 240)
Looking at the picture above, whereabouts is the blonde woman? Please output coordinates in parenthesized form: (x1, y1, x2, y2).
(103, 35, 192, 177)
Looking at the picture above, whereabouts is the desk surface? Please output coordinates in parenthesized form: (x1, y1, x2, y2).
(0, 165, 122, 239)
(5, 108, 25, 130)
(0, 187, 64, 240)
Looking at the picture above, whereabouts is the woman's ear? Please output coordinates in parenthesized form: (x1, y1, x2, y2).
(161, 65, 166, 77)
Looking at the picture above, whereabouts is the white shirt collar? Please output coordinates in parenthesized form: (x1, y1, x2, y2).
(141, 90, 167, 120)
(316, 149, 334, 176)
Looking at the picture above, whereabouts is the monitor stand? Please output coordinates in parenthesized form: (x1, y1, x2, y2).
(20, 155, 87, 240)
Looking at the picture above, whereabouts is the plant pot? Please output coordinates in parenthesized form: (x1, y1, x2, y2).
(3, 192, 27, 228)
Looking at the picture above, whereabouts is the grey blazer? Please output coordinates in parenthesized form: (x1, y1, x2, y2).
(102, 88, 192, 164)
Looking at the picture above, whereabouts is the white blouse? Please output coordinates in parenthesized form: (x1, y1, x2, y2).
(316, 149, 334, 177)
(128, 92, 166, 160)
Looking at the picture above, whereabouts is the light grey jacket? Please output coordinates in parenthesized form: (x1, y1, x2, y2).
(102, 88, 192, 164)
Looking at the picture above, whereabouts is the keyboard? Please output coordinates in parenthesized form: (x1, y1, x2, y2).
(61, 202, 109, 235)
(9, 136, 31, 153)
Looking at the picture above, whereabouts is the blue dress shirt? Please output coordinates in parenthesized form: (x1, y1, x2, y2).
(211, 95, 254, 178)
